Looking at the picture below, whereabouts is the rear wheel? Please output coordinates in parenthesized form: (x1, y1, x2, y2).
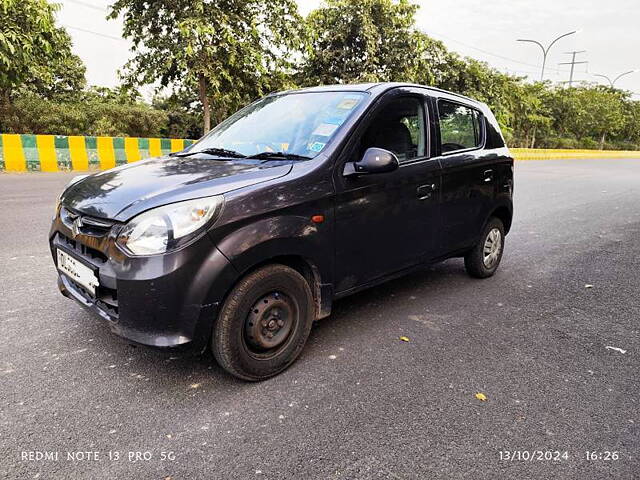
(212, 264, 314, 381)
(464, 217, 505, 278)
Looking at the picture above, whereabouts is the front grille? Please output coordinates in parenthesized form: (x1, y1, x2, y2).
(60, 206, 116, 238)
(56, 206, 120, 319)
(59, 232, 109, 264)
(63, 273, 119, 319)
(96, 287, 119, 318)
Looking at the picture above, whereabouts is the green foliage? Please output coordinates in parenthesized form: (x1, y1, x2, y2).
(0, 0, 86, 133)
(438, 102, 481, 149)
(152, 92, 202, 139)
(0, 0, 169, 139)
(620, 100, 640, 145)
(302, 0, 425, 84)
(301, 0, 640, 150)
(546, 86, 627, 147)
(0, 0, 86, 98)
(4, 90, 168, 137)
(2, 0, 639, 149)
(109, 0, 307, 131)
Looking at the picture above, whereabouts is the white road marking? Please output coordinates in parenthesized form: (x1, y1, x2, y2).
(605, 346, 627, 354)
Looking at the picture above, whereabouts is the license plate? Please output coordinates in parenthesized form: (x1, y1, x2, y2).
(57, 249, 99, 295)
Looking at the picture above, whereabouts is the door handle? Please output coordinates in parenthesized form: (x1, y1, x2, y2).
(417, 183, 436, 200)
(483, 169, 494, 183)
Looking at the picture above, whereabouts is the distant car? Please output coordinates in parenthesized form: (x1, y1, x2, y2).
(50, 83, 513, 380)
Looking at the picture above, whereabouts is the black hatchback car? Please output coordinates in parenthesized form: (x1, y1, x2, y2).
(50, 83, 513, 380)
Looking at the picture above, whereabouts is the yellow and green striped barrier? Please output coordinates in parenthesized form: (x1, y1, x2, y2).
(2, 135, 640, 171)
(0, 134, 195, 172)
(511, 148, 640, 161)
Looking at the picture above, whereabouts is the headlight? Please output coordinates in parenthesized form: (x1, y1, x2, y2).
(116, 196, 224, 256)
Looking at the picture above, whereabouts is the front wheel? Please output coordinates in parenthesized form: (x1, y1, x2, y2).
(212, 264, 314, 381)
(464, 217, 505, 278)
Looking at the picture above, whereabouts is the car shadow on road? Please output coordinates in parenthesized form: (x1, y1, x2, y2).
(311, 259, 468, 331)
(71, 258, 471, 390)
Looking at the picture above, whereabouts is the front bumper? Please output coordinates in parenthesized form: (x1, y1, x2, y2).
(49, 206, 238, 351)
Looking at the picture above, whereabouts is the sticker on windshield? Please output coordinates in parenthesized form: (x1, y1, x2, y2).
(312, 123, 339, 137)
(337, 97, 361, 110)
(309, 142, 326, 153)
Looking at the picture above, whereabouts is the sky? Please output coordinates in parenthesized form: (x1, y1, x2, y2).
(56, 0, 640, 98)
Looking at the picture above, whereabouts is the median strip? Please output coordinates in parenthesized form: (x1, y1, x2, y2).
(0, 134, 194, 172)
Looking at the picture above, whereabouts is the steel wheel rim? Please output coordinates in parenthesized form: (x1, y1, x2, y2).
(483, 228, 502, 268)
(243, 291, 297, 358)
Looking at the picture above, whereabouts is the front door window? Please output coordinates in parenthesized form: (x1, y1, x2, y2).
(361, 97, 426, 163)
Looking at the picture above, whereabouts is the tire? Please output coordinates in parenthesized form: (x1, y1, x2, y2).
(464, 217, 505, 279)
(212, 264, 314, 381)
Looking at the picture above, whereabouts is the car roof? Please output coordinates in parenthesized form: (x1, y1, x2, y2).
(275, 82, 483, 107)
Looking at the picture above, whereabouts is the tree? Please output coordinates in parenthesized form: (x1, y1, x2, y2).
(300, 0, 542, 144)
(302, 0, 437, 85)
(152, 91, 202, 139)
(109, 0, 307, 133)
(545, 86, 627, 149)
(0, 0, 85, 102)
(619, 98, 640, 148)
(507, 82, 552, 148)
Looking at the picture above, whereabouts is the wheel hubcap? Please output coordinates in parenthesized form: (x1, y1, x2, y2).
(244, 292, 294, 351)
(483, 228, 502, 268)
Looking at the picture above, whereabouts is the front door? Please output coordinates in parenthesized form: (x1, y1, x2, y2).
(333, 89, 441, 293)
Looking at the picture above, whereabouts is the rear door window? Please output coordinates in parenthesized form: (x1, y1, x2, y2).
(437, 100, 483, 154)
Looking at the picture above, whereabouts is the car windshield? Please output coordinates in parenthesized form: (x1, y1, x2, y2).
(188, 91, 368, 159)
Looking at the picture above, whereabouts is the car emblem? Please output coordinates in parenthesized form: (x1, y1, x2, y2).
(71, 216, 83, 238)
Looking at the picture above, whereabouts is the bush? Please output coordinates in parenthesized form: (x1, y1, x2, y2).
(527, 136, 639, 151)
(535, 137, 580, 149)
(161, 109, 202, 140)
(2, 92, 169, 137)
(580, 138, 599, 150)
(612, 140, 640, 151)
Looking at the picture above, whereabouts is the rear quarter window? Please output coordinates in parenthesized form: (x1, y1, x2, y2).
(437, 100, 483, 154)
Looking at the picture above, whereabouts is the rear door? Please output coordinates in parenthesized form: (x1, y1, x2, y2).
(432, 95, 495, 254)
(333, 87, 441, 293)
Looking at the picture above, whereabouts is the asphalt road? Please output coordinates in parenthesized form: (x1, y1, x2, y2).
(1, 159, 639, 480)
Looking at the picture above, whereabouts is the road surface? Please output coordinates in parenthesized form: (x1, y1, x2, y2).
(1, 159, 639, 479)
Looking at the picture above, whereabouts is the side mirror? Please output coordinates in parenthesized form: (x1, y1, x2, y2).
(343, 147, 400, 177)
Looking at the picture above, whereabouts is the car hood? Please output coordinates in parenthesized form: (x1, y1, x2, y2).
(62, 155, 294, 221)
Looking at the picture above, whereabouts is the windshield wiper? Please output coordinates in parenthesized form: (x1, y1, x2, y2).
(247, 151, 311, 161)
(171, 147, 247, 158)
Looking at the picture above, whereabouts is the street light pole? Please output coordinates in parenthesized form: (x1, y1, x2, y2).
(517, 30, 579, 81)
(594, 70, 638, 87)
